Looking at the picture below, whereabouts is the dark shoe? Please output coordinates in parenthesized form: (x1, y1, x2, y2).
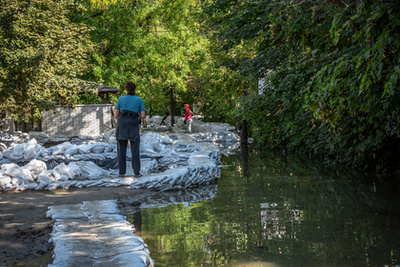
(118, 174, 125, 177)
(134, 174, 143, 178)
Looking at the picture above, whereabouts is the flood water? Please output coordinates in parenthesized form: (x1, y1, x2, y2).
(129, 147, 400, 267)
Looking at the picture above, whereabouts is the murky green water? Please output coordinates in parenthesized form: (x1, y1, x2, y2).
(131, 148, 400, 267)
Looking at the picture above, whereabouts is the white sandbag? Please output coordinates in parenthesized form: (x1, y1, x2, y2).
(141, 144, 155, 154)
(45, 182, 60, 191)
(60, 180, 72, 190)
(1, 163, 22, 176)
(49, 142, 69, 154)
(37, 170, 59, 185)
(47, 180, 71, 190)
(104, 152, 117, 159)
(11, 177, 27, 186)
(21, 168, 34, 182)
(140, 132, 156, 144)
(23, 159, 47, 179)
(90, 142, 114, 154)
(72, 154, 92, 161)
(54, 154, 68, 161)
(90, 145, 105, 153)
(25, 182, 39, 190)
(1, 163, 34, 182)
(2, 139, 47, 162)
(53, 163, 74, 181)
(104, 145, 115, 153)
(12, 177, 35, 191)
(29, 131, 51, 142)
(64, 147, 79, 157)
(66, 162, 85, 180)
(89, 153, 106, 160)
(102, 129, 117, 144)
(38, 154, 51, 162)
(47, 142, 74, 155)
(2, 144, 24, 161)
(73, 161, 109, 180)
(0, 175, 11, 190)
(153, 143, 166, 152)
(77, 143, 96, 154)
(24, 139, 46, 161)
(35, 182, 46, 190)
(141, 132, 174, 145)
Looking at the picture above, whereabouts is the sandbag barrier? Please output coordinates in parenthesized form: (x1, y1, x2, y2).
(0, 131, 229, 192)
(47, 200, 154, 267)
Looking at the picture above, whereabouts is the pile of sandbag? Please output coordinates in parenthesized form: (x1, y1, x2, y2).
(44, 141, 117, 161)
(192, 131, 239, 143)
(1, 139, 117, 163)
(0, 129, 237, 193)
(0, 139, 119, 192)
(2, 139, 47, 162)
(0, 159, 111, 191)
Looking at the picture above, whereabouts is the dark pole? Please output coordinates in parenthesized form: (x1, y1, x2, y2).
(241, 83, 248, 146)
(241, 119, 248, 146)
(170, 85, 175, 126)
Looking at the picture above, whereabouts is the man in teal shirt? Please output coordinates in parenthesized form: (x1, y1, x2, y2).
(114, 81, 146, 177)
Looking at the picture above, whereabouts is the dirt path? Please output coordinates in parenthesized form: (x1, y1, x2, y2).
(0, 187, 151, 266)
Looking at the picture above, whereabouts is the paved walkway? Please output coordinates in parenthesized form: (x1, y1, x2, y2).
(46, 200, 154, 267)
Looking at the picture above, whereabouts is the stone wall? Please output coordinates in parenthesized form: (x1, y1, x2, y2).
(41, 104, 114, 137)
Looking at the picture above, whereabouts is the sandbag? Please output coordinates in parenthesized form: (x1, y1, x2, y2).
(73, 161, 108, 180)
(0, 175, 11, 190)
(37, 170, 59, 186)
(47, 142, 75, 155)
(1, 163, 34, 182)
(23, 159, 47, 180)
(53, 163, 74, 181)
(2, 139, 47, 162)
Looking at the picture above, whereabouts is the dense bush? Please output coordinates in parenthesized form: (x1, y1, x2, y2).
(203, 0, 400, 173)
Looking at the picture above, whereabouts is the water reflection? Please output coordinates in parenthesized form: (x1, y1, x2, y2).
(126, 150, 400, 267)
(260, 202, 301, 240)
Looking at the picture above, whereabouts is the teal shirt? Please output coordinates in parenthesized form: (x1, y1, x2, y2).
(115, 95, 145, 113)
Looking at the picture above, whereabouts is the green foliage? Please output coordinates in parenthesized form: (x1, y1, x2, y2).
(237, 66, 313, 151)
(191, 46, 255, 124)
(74, 0, 211, 115)
(202, 0, 400, 172)
(0, 0, 95, 121)
(305, 0, 400, 170)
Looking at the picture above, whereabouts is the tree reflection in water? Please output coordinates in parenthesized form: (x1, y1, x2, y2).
(126, 150, 400, 267)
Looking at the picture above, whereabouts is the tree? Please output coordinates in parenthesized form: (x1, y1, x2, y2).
(0, 0, 95, 121)
(201, 0, 400, 171)
(74, 0, 211, 115)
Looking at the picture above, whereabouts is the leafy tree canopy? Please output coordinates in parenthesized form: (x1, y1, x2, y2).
(0, 0, 96, 121)
(202, 0, 400, 171)
(75, 0, 211, 115)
